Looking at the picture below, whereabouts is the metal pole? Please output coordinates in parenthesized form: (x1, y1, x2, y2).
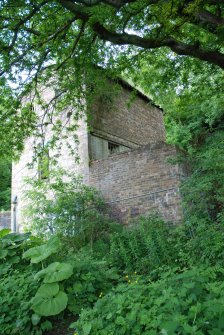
(12, 196, 17, 232)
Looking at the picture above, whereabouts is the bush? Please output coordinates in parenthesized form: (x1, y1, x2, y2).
(0, 269, 53, 335)
(109, 215, 175, 273)
(73, 266, 224, 335)
(0, 231, 54, 335)
(24, 175, 112, 246)
(65, 254, 120, 315)
(109, 215, 224, 274)
(0, 230, 121, 334)
(177, 221, 224, 266)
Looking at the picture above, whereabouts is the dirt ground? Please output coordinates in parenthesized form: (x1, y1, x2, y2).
(46, 315, 77, 335)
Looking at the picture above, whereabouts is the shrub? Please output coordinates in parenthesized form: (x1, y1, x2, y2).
(0, 231, 55, 335)
(178, 221, 224, 266)
(109, 215, 175, 273)
(73, 266, 224, 335)
(109, 215, 224, 274)
(0, 269, 53, 335)
(64, 254, 120, 315)
(24, 175, 112, 246)
(0, 230, 121, 334)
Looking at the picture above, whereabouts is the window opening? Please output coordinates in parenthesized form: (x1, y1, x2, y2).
(38, 148, 49, 180)
(108, 141, 120, 154)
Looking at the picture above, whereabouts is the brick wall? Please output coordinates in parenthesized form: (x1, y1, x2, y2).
(89, 142, 182, 223)
(0, 211, 11, 230)
(90, 84, 165, 148)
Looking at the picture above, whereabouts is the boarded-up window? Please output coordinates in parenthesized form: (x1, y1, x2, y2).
(89, 134, 129, 160)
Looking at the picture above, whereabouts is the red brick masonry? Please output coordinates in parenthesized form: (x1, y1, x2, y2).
(89, 142, 182, 223)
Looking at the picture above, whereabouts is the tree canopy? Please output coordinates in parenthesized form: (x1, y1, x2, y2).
(0, 0, 223, 158)
(0, 0, 224, 79)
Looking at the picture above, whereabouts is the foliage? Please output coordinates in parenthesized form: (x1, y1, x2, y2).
(0, 230, 120, 333)
(127, 47, 224, 225)
(0, 231, 54, 335)
(0, 268, 53, 335)
(0, 0, 223, 84)
(73, 266, 224, 335)
(0, 158, 11, 210)
(0, 0, 223, 164)
(174, 221, 224, 267)
(0, 229, 40, 275)
(23, 235, 61, 263)
(64, 255, 120, 315)
(109, 215, 175, 273)
(3, 213, 224, 334)
(109, 214, 224, 275)
(24, 175, 112, 245)
(0, 82, 37, 159)
(181, 131, 224, 223)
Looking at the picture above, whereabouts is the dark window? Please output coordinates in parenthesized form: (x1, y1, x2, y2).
(108, 141, 119, 154)
(38, 149, 49, 180)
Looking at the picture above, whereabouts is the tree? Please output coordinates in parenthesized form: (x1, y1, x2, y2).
(0, 0, 223, 78)
(0, 158, 11, 210)
(0, 1, 223, 157)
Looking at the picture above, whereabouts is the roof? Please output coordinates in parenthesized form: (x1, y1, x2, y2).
(113, 77, 163, 112)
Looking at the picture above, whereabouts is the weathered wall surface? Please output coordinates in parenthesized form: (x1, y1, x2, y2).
(90, 84, 165, 148)
(89, 142, 182, 223)
(0, 211, 11, 230)
(11, 86, 89, 232)
(11, 83, 182, 230)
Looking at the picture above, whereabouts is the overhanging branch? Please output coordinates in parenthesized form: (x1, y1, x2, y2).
(57, 0, 224, 69)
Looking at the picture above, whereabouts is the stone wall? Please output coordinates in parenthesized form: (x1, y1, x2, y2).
(90, 83, 165, 148)
(89, 142, 182, 223)
(12, 87, 89, 231)
(0, 211, 11, 230)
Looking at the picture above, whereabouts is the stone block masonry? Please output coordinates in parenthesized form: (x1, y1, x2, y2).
(0, 211, 11, 230)
(89, 142, 182, 223)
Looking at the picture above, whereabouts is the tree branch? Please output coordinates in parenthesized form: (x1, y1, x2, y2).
(92, 23, 224, 69)
(196, 9, 224, 26)
(57, 0, 224, 69)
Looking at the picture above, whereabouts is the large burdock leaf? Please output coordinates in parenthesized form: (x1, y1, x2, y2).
(32, 283, 68, 316)
(0, 229, 11, 238)
(23, 236, 61, 263)
(0, 249, 8, 259)
(35, 262, 73, 283)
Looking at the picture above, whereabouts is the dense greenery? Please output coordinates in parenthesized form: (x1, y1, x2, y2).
(24, 174, 113, 242)
(75, 266, 224, 335)
(0, 1, 223, 334)
(2, 209, 224, 334)
(0, 228, 119, 334)
(0, 0, 224, 76)
(0, 158, 11, 210)
(0, 1, 223, 159)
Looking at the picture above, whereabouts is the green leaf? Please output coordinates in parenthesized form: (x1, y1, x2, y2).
(31, 314, 41, 326)
(83, 324, 92, 335)
(23, 236, 61, 263)
(32, 283, 68, 316)
(0, 249, 8, 259)
(35, 262, 73, 283)
(35, 283, 60, 297)
(40, 320, 52, 331)
(0, 229, 11, 238)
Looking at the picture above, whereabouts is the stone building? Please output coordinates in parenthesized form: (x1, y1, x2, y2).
(11, 79, 182, 231)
